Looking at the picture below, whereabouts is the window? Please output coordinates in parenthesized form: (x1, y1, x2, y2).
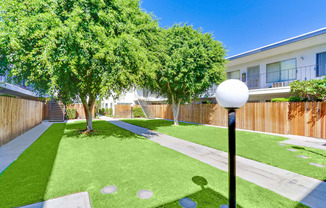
(227, 70, 240, 80)
(317, 52, 326, 76)
(105, 103, 108, 108)
(266, 58, 296, 83)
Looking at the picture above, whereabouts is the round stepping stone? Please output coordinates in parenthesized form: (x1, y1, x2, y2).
(220, 205, 229, 208)
(101, 185, 117, 194)
(287, 148, 296, 152)
(278, 143, 286, 146)
(310, 163, 325, 168)
(137, 190, 153, 199)
(179, 197, 197, 208)
(297, 155, 309, 159)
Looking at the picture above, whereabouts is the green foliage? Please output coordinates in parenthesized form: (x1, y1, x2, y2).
(66, 109, 76, 119)
(0, 0, 161, 129)
(142, 24, 227, 105)
(106, 108, 113, 116)
(0, 94, 16, 98)
(95, 100, 101, 113)
(271, 98, 290, 102)
(133, 107, 145, 117)
(289, 78, 326, 101)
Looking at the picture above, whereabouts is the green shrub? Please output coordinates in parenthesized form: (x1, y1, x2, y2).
(105, 108, 113, 116)
(99, 108, 107, 115)
(289, 77, 326, 101)
(66, 109, 77, 119)
(133, 107, 145, 118)
(271, 98, 290, 102)
(271, 96, 304, 102)
(0, 93, 16, 98)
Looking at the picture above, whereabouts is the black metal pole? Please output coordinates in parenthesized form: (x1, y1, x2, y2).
(228, 109, 236, 208)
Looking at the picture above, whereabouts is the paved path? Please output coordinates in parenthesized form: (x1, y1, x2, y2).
(103, 118, 326, 208)
(0, 121, 53, 173)
(164, 119, 326, 151)
(19, 192, 91, 208)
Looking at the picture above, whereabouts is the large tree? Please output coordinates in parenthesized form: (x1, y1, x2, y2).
(145, 24, 227, 125)
(0, 0, 160, 131)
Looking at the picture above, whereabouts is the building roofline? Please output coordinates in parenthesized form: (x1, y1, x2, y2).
(226, 27, 326, 61)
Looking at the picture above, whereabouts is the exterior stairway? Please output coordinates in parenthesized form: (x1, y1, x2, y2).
(49, 100, 65, 122)
(137, 99, 155, 119)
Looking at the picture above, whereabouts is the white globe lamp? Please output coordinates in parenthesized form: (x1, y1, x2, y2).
(215, 79, 249, 109)
(216, 79, 249, 208)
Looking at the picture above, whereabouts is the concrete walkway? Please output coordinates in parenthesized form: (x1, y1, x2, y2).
(0, 121, 53, 174)
(19, 192, 91, 208)
(103, 118, 326, 208)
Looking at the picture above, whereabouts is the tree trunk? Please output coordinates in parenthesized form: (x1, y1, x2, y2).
(172, 100, 181, 126)
(82, 96, 95, 132)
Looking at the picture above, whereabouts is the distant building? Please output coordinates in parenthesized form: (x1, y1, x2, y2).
(0, 71, 38, 100)
(227, 27, 326, 102)
(102, 27, 326, 115)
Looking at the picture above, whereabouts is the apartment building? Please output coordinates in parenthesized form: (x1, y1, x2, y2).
(227, 27, 326, 102)
(102, 27, 326, 114)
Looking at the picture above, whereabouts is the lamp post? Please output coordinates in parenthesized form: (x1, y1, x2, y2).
(131, 103, 134, 118)
(215, 79, 249, 208)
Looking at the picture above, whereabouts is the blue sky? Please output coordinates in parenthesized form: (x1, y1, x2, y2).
(140, 0, 326, 57)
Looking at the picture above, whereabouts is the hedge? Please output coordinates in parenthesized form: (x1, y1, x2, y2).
(66, 109, 77, 119)
(133, 107, 145, 118)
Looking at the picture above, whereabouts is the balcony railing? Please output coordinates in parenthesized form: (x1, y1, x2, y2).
(244, 64, 325, 90)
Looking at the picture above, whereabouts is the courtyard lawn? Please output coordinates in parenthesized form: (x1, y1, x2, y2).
(0, 121, 308, 208)
(122, 119, 326, 181)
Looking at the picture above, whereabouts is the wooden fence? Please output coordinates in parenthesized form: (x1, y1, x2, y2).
(67, 103, 95, 119)
(0, 97, 43, 146)
(114, 104, 140, 118)
(43, 102, 50, 120)
(148, 102, 326, 139)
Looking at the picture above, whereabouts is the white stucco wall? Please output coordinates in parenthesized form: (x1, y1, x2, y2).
(227, 43, 326, 86)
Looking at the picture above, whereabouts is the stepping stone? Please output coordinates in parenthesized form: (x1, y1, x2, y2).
(310, 163, 325, 168)
(137, 190, 153, 199)
(297, 155, 309, 159)
(220, 205, 229, 208)
(101, 185, 117, 194)
(179, 197, 197, 208)
(287, 149, 296, 152)
(278, 143, 286, 146)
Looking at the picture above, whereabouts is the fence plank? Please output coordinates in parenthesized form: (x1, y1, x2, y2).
(0, 97, 43, 146)
(147, 102, 326, 139)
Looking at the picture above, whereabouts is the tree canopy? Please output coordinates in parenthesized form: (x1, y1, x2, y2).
(0, 0, 160, 130)
(144, 24, 227, 125)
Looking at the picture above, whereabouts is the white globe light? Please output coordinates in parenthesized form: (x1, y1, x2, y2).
(215, 79, 249, 109)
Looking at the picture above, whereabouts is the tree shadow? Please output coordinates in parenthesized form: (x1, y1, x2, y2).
(64, 120, 147, 140)
(291, 145, 326, 158)
(122, 118, 198, 132)
(156, 176, 243, 208)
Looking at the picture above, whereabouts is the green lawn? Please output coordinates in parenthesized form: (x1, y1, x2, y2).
(122, 119, 326, 181)
(0, 120, 308, 208)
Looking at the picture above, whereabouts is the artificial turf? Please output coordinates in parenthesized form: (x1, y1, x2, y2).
(122, 119, 326, 181)
(0, 120, 308, 207)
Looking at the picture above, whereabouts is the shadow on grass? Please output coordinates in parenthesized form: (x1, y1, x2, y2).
(65, 120, 147, 140)
(0, 123, 66, 208)
(156, 176, 243, 208)
(122, 119, 198, 131)
(291, 145, 326, 158)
